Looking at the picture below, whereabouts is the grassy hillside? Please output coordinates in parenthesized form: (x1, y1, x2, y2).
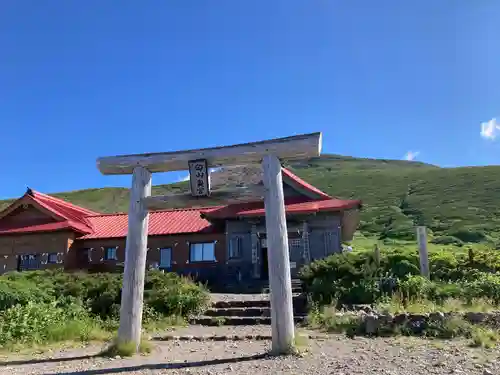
(1, 154, 499, 244)
(287, 156, 500, 243)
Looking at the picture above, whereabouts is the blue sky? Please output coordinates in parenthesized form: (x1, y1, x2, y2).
(0, 1, 499, 199)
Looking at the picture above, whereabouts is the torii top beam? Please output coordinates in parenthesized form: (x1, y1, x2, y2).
(96, 132, 322, 175)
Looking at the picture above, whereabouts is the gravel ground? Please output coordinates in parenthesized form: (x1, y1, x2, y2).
(1, 325, 499, 375)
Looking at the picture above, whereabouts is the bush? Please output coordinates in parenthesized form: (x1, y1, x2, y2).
(447, 229, 487, 243)
(0, 269, 209, 320)
(397, 275, 435, 299)
(0, 269, 209, 347)
(0, 301, 104, 346)
(461, 272, 500, 304)
(144, 271, 209, 317)
(430, 236, 464, 246)
(300, 247, 500, 307)
(0, 279, 52, 311)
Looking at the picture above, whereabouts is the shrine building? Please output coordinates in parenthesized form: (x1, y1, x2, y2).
(0, 167, 361, 288)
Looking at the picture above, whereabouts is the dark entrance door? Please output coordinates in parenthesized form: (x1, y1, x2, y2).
(260, 247, 269, 280)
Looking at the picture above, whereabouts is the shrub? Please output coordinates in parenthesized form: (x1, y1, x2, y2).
(0, 301, 104, 346)
(430, 236, 463, 246)
(0, 279, 52, 310)
(300, 247, 500, 307)
(0, 270, 209, 320)
(397, 275, 435, 300)
(461, 272, 500, 304)
(447, 228, 487, 243)
(0, 269, 209, 347)
(144, 274, 210, 317)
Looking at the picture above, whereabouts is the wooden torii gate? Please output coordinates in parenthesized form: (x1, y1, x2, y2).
(96, 132, 322, 354)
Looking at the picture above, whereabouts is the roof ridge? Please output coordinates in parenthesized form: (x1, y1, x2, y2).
(29, 189, 99, 215)
(281, 167, 331, 200)
(86, 205, 225, 217)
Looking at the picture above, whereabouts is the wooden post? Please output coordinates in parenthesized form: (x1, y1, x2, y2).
(416, 226, 430, 278)
(117, 166, 152, 349)
(374, 244, 380, 266)
(262, 154, 295, 354)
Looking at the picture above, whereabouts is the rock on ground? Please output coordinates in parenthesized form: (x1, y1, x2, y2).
(1, 326, 499, 375)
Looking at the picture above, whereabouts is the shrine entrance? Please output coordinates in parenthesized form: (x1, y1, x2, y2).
(260, 246, 269, 280)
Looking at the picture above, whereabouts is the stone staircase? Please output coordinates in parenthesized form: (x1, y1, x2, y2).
(212, 278, 304, 294)
(191, 280, 309, 326)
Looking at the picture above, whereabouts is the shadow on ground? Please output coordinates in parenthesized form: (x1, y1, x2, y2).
(0, 355, 97, 367)
(2, 353, 269, 375)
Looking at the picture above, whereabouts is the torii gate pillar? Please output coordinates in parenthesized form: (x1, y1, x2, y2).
(262, 154, 295, 353)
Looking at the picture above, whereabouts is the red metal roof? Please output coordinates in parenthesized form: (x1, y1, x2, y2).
(80, 207, 222, 240)
(0, 221, 92, 235)
(281, 168, 331, 200)
(28, 189, 98, 225)
(0, 189, 97, 235)
(201, 196, 361, 220)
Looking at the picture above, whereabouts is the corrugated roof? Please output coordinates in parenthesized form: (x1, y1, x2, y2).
(29, 189, 99, 224)
(0, 221, 92, 235)
(0, 189, 97, 235)
(201, 197, 361, 219)
(281, 168, 331, 200)
(80, 207, 222, 239)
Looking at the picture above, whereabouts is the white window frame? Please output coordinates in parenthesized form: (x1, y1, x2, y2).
(159, 247, 172, 269)
(189, 242, 216, 262)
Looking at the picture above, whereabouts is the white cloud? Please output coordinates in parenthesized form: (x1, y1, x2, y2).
(480, 118, 500, 140)
(404, 151, 420, 161)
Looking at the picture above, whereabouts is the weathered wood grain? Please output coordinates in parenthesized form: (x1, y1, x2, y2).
(261, 154, 295, 354)
(117, 166, 152, 349)
(97, 132, 322, 175)
(417, 226, 430, 278)
(143, 186, 265, 210)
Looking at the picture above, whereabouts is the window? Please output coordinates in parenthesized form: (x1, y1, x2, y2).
(323, 231, 339, 255)
(229, 236, 242, 259)
(189, 242, 216, 262)
(18, 254, 41, 271)
(105, 247, 117, 260)
(159, 248, 172, 269)
(47, 253, 58, 264)
(84, 248, 92, 262)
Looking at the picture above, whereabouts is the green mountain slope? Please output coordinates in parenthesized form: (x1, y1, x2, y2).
(1, 154, 499, 243)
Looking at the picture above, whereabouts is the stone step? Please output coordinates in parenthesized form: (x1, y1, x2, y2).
(205, 306, 307, 317)
(205, 307, 270, 317)
(213, 300, 270, 309)
(213, 279, 304, 294)
(190, 315, 307, 326)
(261, 287, 303, 294)
(212, 295, 307, 310)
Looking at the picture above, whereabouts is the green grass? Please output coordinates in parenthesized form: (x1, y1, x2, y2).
(100, 339, 153, 357)
(375, 295, 498, 314)
(2, 154, 499, 243)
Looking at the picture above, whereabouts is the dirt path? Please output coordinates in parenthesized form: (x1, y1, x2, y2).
(1, 325, 499, 375)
